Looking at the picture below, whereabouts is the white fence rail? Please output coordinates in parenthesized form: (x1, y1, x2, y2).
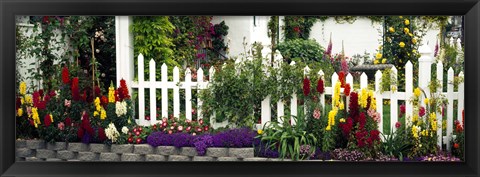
(131, 45, 463, 151)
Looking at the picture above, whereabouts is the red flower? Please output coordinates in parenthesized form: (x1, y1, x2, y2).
(456, 124, 463, 133)
(303, 77, 310, 96)
(101, 96, 108, 107)
(49, 90, 56, 97)
(316, 78, 325, 94)
(117, 79, 130, 101)
(33, 91, 41, 107)
(43, 114, 52, 127)
(62, 66, 70, 84)
(204, 125, 209, 132)
(348, 92, 359, 121)
(42, 16, 50, 24)
(293, 26, 301, 33)
(136, 138, 142, 144)
(16, 97, 21, 110)
(338, 71, 346, 88)
(94, 86, 101, 98)
(71, 77, 80, 101)
(98, 127, 107, 142)
(454, 143, 460, 149)
(114, 90, 119, 102)
(462, 109, 465, 126)
(199, 119, 204, 125)
(358, 112, 367, 129)
(344, 83, 351, 97)
(395, 121, 402, 128)
(65, 117, 72, 127)
(419, 106, 426, 117)
(128, 137, 133, 143)
(340, 117, 354, 137)
(400, 104, 406, 114)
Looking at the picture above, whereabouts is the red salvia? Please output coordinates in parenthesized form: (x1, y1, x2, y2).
(338, 71, 346, 88)
(344, 83, 351, 97)
(44, 114, 52, 127)
(62, 66, 70, 84)
(303, 77, 310, 96)
(71, 77, 80, 101)
(316, 78, 325, 94)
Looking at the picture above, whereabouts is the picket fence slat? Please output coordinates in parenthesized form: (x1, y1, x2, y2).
(173, 67, 180, 118)
(290, 61, 297, 125)
(436, 61, 443, 149)
(405, 61, 413, 126)
(390, 67, 398, 132)
(161, 63, 168, 119)
(137, 54, 145, 125)
(185, 68, 192, 120)
(446, 68, 454, 151)
(149, 59, 157, 125)
(375, 70, 383, 134)
(197, 68, 204, 120)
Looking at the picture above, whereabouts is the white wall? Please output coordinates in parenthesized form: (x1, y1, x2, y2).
(218, 16, 442, 63)
(309, 17, 383, 60)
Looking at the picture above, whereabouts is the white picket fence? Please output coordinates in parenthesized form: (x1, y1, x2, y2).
(131, 44, 464, 151)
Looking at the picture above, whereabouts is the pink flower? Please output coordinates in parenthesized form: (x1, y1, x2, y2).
(162, 122, 167, 128)
(177, 126, 183, 132)
(170, 126, 175, 130)
(313, 109, 321, 119)
(64, 99, 71, 108)
(168, 130, 173, 134)
(419, 106, 426, 117)
(186, 126, 192, 132)
(199, 119, 204, 125)
(395, 121, 401, 128)
(58, 122, 65, 130)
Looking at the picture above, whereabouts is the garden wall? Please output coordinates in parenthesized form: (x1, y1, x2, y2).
(15, 139, 280, 162)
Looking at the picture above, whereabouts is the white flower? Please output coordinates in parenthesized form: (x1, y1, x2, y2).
(121, 126, 129, 134)
(115, 101, 127, 117)
(105, 123, 120, 143)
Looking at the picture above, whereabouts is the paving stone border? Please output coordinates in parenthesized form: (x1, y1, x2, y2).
(16, 139, 269, 162)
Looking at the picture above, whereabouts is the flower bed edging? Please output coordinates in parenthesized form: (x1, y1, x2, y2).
(17, 140, 257, 162)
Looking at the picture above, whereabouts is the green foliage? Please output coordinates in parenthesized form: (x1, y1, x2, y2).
(283, 16, 317, 40)
(132, 16, 177, 81)
(381, 127, 413, 160)
(257, 114, 318, 160)
(276, 39, 325, 63)
(379, 68, 397, 93)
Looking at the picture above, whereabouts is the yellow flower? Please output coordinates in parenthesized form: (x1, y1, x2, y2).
(359, 88, 368, 108)
(399, 16, 403, 19)
(100, 109, 107, 120)
(328, 108, 338, 128)
(257, 129, 263, 135)
(414, 87, 422, 98)
(412, 125, 419, 139)
(412, 38, 417, 44)
(326, 125, 331, 131)
(94, 111, 99, 117)
(339, 118, 346, 123)
(333, 81, 341, 107)
(374, 60, 379, 65)
(399, 42, 405, 48)
(21, 97, 25, 105)
(339, 101, 345, 110)
(378, 45, 383, 50)
(382, 58, 387, 64)
(32, 107, 40, 127)
(94, 97, 101, 112)
(387, 37, 392, 43)
(25, 95, 32, 104)
(376, 53, 382, 59)
(19, 82, 27, 95)
(442, 120, 447, 130)
(389, 27, 395, 33)
(409, 33, 413, 37)
(404, 28, 409, 34)
(369, 93, 377, 110)
(412, 114, 419, 122)
(424, 98, 429, 105)
(404, 19, 410, 25)
(413, 49, 417, 54)
(108, 85, 116, 103)
(50, 114, 53, 123)
(17, 108, 23, 117)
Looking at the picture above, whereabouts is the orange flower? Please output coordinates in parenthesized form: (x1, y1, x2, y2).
(454, 143, 460, 149)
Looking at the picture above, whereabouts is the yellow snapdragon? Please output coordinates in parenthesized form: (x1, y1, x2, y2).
(359, 88, 368, 108)
(19, 82, 27, 95)
(399, 42, 406, 48)
(414, 87, 422, 98)
(25, 95, 32, 104)
(17, 108, 23, 117)
(108, 85, 116, 103)
(333, 81, 341, 108)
